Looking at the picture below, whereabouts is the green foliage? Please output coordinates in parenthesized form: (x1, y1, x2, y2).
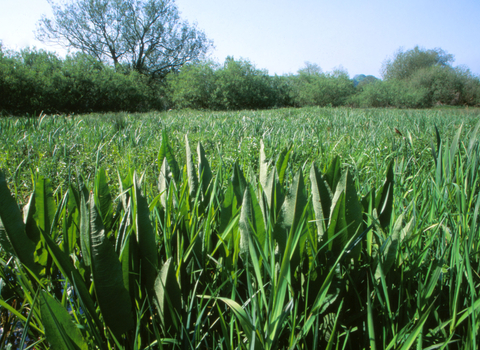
(167, 57, 280, 110)
(1, 44, 479, 114)
(381, 45, 454, 81)
(39, 291, 88, 350)
(36, 0, 212, 79)
(213, 57, 278, 110)
(353, 74, 379, 88)
(166, 61, 218, 109)
(350, 66, 480, 108)
(350, 46, 480, 108)
(1, 108, 480, 348)
(0, 48, 162, 115)
(290, 67, 356, 107)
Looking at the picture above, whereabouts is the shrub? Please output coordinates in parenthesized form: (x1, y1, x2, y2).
(167, 57, 280, 110)
(213, 57, 277, 110)
(0, 48, 159, 115)
(166, 61, 218, 109)
(290, 68, 355, 107)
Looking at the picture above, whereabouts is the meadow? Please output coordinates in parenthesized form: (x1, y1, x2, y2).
(1, 106, 480, 349)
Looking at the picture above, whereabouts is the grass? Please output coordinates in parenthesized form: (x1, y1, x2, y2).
(0, 106, 480, 349)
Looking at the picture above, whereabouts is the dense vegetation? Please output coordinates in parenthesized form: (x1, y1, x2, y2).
(1, 107, 480, 349)
(1, 45, 479, 115)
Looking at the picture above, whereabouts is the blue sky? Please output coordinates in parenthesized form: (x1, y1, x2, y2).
(1, 0, 479, 78)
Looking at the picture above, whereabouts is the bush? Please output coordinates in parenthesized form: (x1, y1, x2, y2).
(0, 48, 159, 115)
(167, 57, 281, 110)
(350, 49, 480, 109)
(461, 70, 480, 106)
(348, 80, 392, 108)
(166, 61, 217, 109)
(212, 57, 277, 110)
(290, 68, 355, 107)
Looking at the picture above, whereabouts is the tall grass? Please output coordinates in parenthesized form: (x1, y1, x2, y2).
(0, 107, 480, 349)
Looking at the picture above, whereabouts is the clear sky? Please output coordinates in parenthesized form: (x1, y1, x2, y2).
(1, 0, 479, 78)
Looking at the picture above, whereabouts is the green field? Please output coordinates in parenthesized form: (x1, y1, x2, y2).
(1, 107, 480, 349)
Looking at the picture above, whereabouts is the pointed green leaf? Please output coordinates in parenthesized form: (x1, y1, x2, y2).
(23, 193, 40, 244)
(275, 145, 292, 186)
(310, 164, 332, 241)
(154, 257, 182, 333)
(327, 191, 347, 254)
(239, 187, 265, 258)
(197, 142, 213, 201)
(324, 156, 341, 192)
(376, 160, 394, 230)
(64, 186, 80, 255)
(280, 170, 307, 238)
(40, 291, 88, 350)
(0, 217, 15, 256)
(232, 161, 247, 205)
(79, 194, 91, 266)
(263, 165, 278, 213)
(90, 192, 134, 338)
(216, 296, 259, 346)
(219, 181, 239, 234)
(158, 157, 173, 208)
(330, 170, 363, 259)
(134, 173, 158, 292)
(158, 130, 180, 182)
(259, 139, 269, 191)
(375, 213, 402, 280)
(0, 170, 39, 275)
(398, 300, 436, 350)
(185, 135, 198, 199)
(33, 176, 56, 236)
(468, 118, 480, 154)
(449, 124, 463, 163)
(38, 223, 103, 333)
(93, 167, 113, 233)
(434, 124, 441, 156)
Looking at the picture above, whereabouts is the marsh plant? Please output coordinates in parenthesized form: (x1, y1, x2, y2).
(1, 107, 480, 349)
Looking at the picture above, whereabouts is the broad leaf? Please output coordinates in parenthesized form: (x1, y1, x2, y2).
(33, 177, 57, 237)
(134, 173, 158, 292)
(239, 187, 265, 259)
(0, 170, 39, 275)
(158, 157, 174, 208)
(259, 139, 269, 191)
(197, 142, 213, 202)
(79, 194, 91, 266)
(275, 145, 292, 186)
(310, 164, 331, 241)
(90, 192, 134, 338)
(185, 135, 198, 199)
(93, 167, 113, 233)
(158, 129, 180, 182)
(324, 156, 341, 193)
(154, 257, 182, 334)
(375, 160, 394, 230)
(40, 291, 88, 350)
(39, 223, 103, 332)
(375, 213, 402, 281)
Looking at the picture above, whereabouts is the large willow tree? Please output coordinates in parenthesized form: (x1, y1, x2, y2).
(36, 0, 213, 78)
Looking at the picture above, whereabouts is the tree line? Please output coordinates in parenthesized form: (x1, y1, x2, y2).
(1, 0, 479, 115)
(1, 44, 479, 115)
(2, 0, 479, 115)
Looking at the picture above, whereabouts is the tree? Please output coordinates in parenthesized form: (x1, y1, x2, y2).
(298, 61, 322, 75)
(36, 0, 213, 79)
(213, 57, 276, 110)
(381, 46, 454, 81)
(167, 61, 217, 109)
(290, 67, 355, 107)
(353, 74, 379, 88)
